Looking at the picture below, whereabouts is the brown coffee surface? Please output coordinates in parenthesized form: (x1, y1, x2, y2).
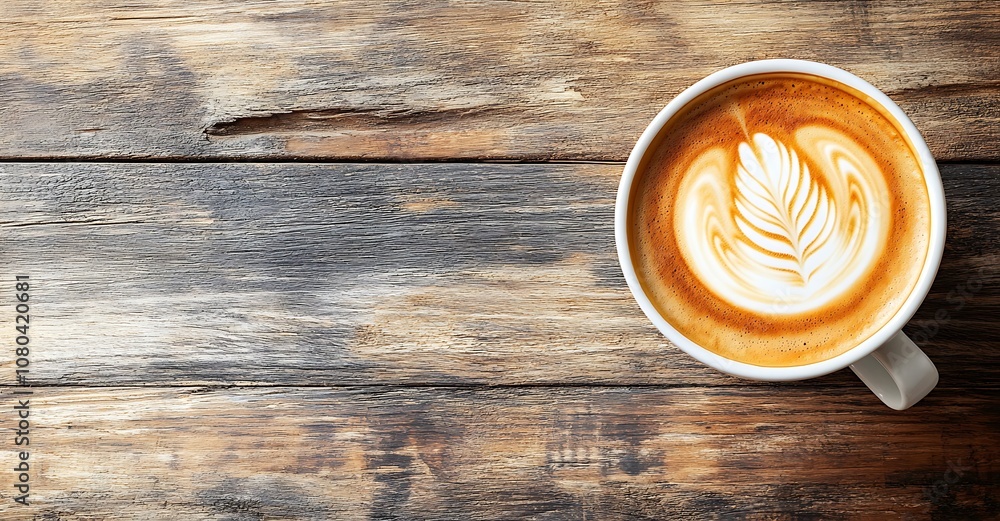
(629, 73, 931, 367)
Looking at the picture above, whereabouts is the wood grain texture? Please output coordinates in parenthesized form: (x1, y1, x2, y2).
(3, 2, 998, 518)
(0, 162, 997, 388)
(0, 386, 995, 520)
(0, 0, 998, 161)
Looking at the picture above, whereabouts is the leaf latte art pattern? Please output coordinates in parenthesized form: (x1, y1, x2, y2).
(733, 135, 835, 285)
(674, 130, 891, 314)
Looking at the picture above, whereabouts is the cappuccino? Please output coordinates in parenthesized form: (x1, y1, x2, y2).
(629, 73, 931, 367)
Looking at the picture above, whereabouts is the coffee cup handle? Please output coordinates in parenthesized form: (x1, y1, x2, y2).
(848, 331, 938, 410)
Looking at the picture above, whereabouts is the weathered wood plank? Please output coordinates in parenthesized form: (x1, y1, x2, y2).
(0, 386, 995, 519)
(0, 1, 998, 161)
(0, 162, 997, 388)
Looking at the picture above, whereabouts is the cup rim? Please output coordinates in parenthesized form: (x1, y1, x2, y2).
(615, 59, 947, 381)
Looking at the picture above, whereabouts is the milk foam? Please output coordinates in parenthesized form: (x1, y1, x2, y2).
(630, 73, 930, 366)
(674, 129, 891, 314)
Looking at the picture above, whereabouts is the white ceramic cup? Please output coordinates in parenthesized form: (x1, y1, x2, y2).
(615, 59, 946, 410)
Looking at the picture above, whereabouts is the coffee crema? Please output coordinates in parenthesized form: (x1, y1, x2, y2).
(629, 73, 931, 367)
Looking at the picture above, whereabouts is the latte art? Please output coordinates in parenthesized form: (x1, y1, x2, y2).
(675, 130, 890, 314)
(629, 73, 931, 366)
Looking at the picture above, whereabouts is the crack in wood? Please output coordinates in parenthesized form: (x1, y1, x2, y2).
(204, 106, 502, 138)
(108, 15, 197, 21)
(0, 219, 148, 227)
(886, 81, 1000, 98)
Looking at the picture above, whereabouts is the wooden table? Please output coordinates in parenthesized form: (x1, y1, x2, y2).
(1, 2, 998, 519)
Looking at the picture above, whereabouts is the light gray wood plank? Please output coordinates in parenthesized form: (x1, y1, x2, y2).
(0, 162, 996, 387)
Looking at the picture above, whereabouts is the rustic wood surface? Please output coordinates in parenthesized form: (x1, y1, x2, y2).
(0, 161, 996, 520)
(0, 1, 997, 161)
(0, 163, 998, 389)
(0, 1, 998, 520)
(10, 387, 1000, 520)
